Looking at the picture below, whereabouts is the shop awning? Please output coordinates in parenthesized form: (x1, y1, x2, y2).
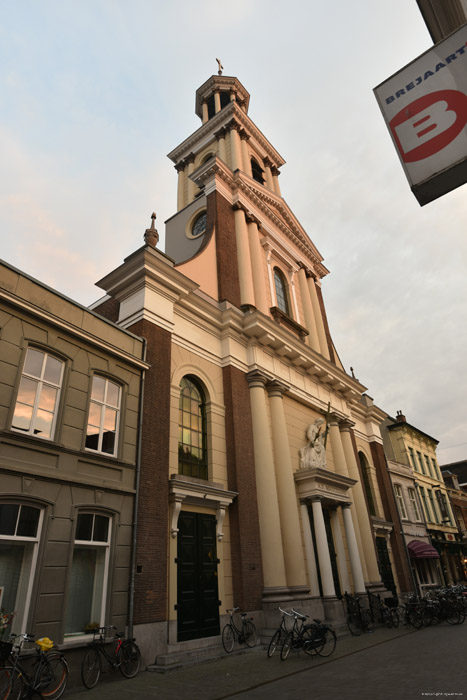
(407, 540, 440, 559)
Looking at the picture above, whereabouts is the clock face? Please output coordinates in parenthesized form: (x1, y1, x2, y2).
(191, 211, 207, 238)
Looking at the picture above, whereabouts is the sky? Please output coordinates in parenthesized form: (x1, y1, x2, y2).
(1, 0, 466, 465)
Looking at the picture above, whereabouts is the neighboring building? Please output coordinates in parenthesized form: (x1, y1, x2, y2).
(381, 411, 461, 591)
(0, 260, 147, 650)
(417, 0, 467, 42)
(442, 462, 467, 581)
(94, 71, 396, 665)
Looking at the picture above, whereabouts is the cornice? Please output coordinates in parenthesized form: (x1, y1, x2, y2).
(0, 289, 148, 370)
(241, 308, 364, 402)
(167, 101, 285, 170)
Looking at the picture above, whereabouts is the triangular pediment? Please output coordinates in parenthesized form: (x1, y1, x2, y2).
(236, 173, 329, 278)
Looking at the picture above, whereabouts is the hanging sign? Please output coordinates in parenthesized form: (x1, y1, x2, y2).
(374, 24, 467, 205)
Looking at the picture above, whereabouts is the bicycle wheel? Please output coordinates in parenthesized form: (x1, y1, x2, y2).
(444, 604, 461, 626)
(243, 620, 257, 648)
(302, 625, 318, 656)
(39, 654, 68, 700)
(315, 628, 336, 658)
(0, 667, 23, 700)
(267, 630, 281, 658)
(280, 632, 293, 661)
(363, 611, 374, 632)
(222, 624, 235, 653)
(346, 613, 362, 636)
(421, 606, 433, 627)
(382, 608, 393, 629)
(407, 608, 423, 629)
(391, 608, 400, 628)
(81, 648, 102, 690)
(119, 641, 141, 678)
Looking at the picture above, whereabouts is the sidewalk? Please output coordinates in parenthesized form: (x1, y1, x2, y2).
(67, 625, 418, 700)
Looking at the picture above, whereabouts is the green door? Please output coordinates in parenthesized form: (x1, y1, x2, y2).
(375, 536, 397, 596)
(177, 512, 220, 641)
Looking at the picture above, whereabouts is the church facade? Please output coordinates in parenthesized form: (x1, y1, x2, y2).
(93, 71, 398, 664)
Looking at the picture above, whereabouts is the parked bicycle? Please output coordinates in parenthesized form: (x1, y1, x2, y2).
(222, 608, 257, 653)
(280, 609, 336, 660)
(267, 607, 291, 658)
(367, 591, 399, 628)
(343, 592, 374, 636)
(81, 626, 141, 689)
(0, 633, 68, 700)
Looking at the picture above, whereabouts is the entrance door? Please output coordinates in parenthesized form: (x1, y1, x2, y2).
(177, 512, 220, 641)
(375, 537, 396, 595)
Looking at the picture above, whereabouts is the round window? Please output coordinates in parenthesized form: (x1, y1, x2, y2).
(190, 211, 207, 239)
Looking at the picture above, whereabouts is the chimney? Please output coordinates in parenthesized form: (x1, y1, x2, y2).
(396, 410, 406, 423)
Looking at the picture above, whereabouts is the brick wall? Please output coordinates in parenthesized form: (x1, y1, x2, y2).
(129, 319, 171, 623)
(222, 365, 264, 610)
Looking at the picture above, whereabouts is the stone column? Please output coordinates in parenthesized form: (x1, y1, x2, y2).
(328, 418, 368, 582)
(342, 504, 366, 594)
(340, 422, 381, 584)
(268, 381, 308, 593)
(233, 205, 255, 309)
(215, 127, 227, 163)
(264, 158, 274, 191)
(247, 371, 287, 594)
(229, 122, 242, 172)
(214, 90, 221, 113)
(297, 265, 320, 352)
(240, 131, 252, 177)
(330, 508, 351, 594)
(186, 152, 196, 203)
(307, 274, 330, 360)
(246, 215, 268, 313)
(271, 166, 281, 196)
(175, 161, 186, 211)
(300, 503, 320, 595)
(202, 101, 209, 123)
(310, 497, 336, 596)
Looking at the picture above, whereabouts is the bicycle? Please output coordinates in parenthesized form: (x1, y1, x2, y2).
(343, 592, 374, 636)
(280, 609, 336, 660)
(221, 608, 257, 653)
(0, 633, 68, 700)
(267, 607, 291, 658)
(81, 626, 141, 689)
(367, 591, 399, 629)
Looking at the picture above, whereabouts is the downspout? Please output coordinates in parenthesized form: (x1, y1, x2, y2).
(128, 336, 147, 639)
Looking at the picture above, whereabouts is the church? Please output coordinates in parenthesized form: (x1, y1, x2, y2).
(93, 67, 397, 665)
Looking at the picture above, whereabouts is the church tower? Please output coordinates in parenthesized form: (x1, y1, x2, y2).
(95, 68, 394, 664)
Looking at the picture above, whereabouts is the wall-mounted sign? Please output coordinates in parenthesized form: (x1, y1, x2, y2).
(374, 24, 467, 205)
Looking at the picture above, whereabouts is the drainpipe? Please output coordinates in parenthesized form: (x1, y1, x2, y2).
(128, 336, 147, 639)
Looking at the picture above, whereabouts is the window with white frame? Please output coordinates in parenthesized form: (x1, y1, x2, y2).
(394, 484, 408, 519)
(408, 447, 417, 471)
(424, 454, 433, 478)
(0, 503, 42, 635)
(273, 267, 290, 316)
(85, 376, 121, 456)
(64, 513, 111, 636)
(11, 348, 64, 440)
(427, 489, 439, 523)
(407, 487, 422, 522)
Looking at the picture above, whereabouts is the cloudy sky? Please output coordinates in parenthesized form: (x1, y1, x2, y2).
(1, 1, 466, 465)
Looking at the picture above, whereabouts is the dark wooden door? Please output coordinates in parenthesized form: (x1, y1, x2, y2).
(375, 536, 397, 595)
(177, 512, 220, 641)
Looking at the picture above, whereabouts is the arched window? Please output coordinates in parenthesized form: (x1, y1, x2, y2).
(359, 452, 376, 516)
(251, 158, 264, 184)
(178, 376, 208, 480)
(273, 268, 290, 315)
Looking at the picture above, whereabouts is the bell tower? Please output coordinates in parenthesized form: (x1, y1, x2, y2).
(165, 66, 335, 364)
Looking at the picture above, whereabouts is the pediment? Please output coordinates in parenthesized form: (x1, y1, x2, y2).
(236, 174, 329, 278)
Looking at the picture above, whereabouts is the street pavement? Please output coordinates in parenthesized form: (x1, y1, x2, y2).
(67, 623, 467, 700)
